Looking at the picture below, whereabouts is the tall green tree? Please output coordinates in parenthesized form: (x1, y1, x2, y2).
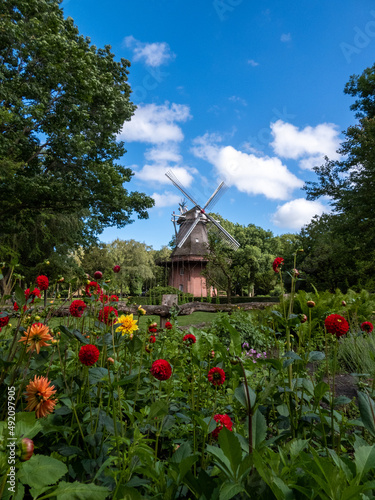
(0, 0, 154, 284)
(303, 63, 375, 291)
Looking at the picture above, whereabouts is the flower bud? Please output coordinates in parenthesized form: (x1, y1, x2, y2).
(94, 271, 103, 280)
(300, 314, 307, 323)
(342, 300, 347, 306)
(307, 300, 315, 308)
(107, 357, 115, 364)
(21, 438, 34, 461)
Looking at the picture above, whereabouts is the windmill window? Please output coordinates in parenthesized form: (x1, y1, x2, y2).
(180, 268, 184, 275)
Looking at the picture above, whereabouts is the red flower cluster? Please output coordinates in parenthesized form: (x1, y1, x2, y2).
(99, 294, 109, 304)
(272, 257, 284, 273)
(165, 321, 173, 330)
(35, 275, 49, 291)
(361, 321, 374, 333)
(94, 271, 103, 280)
(85, 281, 101, 297)
(98, 306, 118, 325)
(150, 359, 172, 381)
(110, 295, 119, 302)
(113, 265, 121, 273)
(25, 288, 41, 302)
(0, 314, 10, 327)
(69, 300, 87, 318)
(324, 314, 349, 337)
(207, 367, 226, 386)
(149, 335, 156, 343)
(183, 334, 196, 345)
(212, 414, 233, 439)
(148, 322, 158, 334)
(78, 344, 100, 366)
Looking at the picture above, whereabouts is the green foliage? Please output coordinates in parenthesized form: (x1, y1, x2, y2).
(145, 285, 193, 305)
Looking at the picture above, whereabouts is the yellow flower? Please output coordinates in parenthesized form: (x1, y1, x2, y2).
(138, 305, 146, 315)
(115, 314, 138, 337)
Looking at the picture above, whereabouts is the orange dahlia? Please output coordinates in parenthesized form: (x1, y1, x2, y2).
(18, 322, 54, 354)
(24, 375, 57, 418)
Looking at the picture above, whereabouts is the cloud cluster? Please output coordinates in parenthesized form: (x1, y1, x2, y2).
(272, 198, 327, 229)
(123, 36, 175, 67)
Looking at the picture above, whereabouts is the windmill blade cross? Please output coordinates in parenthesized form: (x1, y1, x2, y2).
(205, 213, 240, 250)
(177, 217, 200, 248)
(165, 170, 201, 210)
(204, 182, 228, 212)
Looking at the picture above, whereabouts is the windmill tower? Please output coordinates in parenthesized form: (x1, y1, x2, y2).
(166, 170, 240, 297)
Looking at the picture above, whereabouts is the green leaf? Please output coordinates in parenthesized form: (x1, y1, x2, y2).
(218, 427, 243, 478)
(355, 445, 375, 481)
(59, 325, 88, 344)
(14, 285, 26, 306)
(252, 410, 267, 449)
(225, 320, 241, 357)
(289, 439, 309, 460)
(219, 481, 246, 500)
(15, 412, 43, 440)
(147, 400, 169, 421)
(128, 336, 143, 354)
(314, 381, 330, 402)
(170, 442, 192, 464)
(308, 351, 325, 362)
(51, 481, 110, 499)
(18, 454, 68, 489)
(234, 383, 256, 409)
(358, 392, 375, 436)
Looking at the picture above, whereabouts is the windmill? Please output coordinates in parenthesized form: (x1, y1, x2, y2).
(165, 170, 239, 297)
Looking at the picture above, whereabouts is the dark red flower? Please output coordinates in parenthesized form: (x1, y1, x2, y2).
(149, 327, 157, 334)
(324, 314, 349, 337)
(113, 265, 121, 273)
(150, 359, 172, 381)
(165, 321, 173, 329)
(183, 333, 196, 345)
(99, 294, 109, 304)
(78, 344, 100, 366)
(69, 300, 87, 318)
(212, 414, 233, 439)
(85, 281, 101, 297)
(0, 314, 9, 327)
(25, 288, 41, 302)
(94, 271, 103, 280)
(208, 367, 226, 386)
(35, 275, 49, 291)
(149, 335, 156, 343)
(98, 306, 118, 325)
(110, 295, 119, 302)
(272, 257, 284, 273)
(361, 321, 373, 333)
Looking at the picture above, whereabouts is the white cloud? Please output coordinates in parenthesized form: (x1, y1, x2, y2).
(124, 36, 175, 67)
(152, 191, 181, 208)
(270, 120, 341, 169)
(192, 134, 303, 200)
(272, 198, 327, 229)
(229, 96, 247, 106)
(247, 59, 259, 66)
(136, 164, 195, 186)
(118, 102, 191, 144)
(281, 33, 292, 42)
(144, 145, 182, 163)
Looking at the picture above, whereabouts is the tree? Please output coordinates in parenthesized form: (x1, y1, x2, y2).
(0, 0, 154, 284)
(303, 63, 375, 290)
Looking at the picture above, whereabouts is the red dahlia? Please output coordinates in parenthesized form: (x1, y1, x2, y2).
(25, 288, 41, 302)
(149, 335, 156, 343)
(78, 344, 100, 366)
(110, 295, 119, 302)
(212, 414, 233, 439)
(149, 327, 157, 334)
(183, 334, 196, 345)
(150, 359, 172, 381)
(272, 257, 284, 273)
(0, 314, 10, 327)
(113, 265, 121, 273)
(207, 367, 226, 386)
(324, 314, 349, 337)
(99, 294, 109, 304)
(93, 271, 103, 280)
(361, 321, 374, 333)
(69, 300, 87, 318)
(35, 275, 49, 291)
(165, 321, 173, 329)
(98, 306, 118, 325)
(85, 281, 101, 297)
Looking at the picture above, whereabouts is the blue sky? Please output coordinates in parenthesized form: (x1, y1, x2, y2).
(62, 0, 375, 249)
